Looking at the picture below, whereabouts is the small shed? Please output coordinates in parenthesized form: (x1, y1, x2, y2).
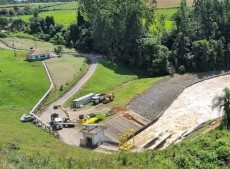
(73, 93, 95, 108)
(80, 126, 106, 147)
(26, 50, 51, 61)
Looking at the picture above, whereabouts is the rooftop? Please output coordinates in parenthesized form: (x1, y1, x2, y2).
(80, 126, 106, 135)
(26, 50, 50, 56)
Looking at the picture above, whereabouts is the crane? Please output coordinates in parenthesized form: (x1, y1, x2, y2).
(53, 105, 76, 127)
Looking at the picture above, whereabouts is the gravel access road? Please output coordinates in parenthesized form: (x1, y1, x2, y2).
(39, 54, 98, 121)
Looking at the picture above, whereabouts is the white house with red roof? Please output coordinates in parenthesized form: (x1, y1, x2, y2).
(26, 50, 51, 61)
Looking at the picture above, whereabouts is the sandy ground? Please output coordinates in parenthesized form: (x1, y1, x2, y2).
(134, 75, 230, 149)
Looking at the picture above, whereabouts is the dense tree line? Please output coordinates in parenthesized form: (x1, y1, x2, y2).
(162, 0, 230, 73)
(3, 0, 230, 75)
(73, 0, 230, 75)
(0, 0, 74, 5)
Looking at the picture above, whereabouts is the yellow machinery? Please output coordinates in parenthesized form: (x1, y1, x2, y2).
(53, 105, 77, 127)
(118, 130, 135, 151)
(53, 105, 69, 117)
(85, 117, 98, 124)
(103, 93, 115, 104)
(79, 115, 85, 123)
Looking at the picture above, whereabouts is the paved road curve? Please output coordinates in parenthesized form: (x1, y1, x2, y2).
(39, 54, 98, 123)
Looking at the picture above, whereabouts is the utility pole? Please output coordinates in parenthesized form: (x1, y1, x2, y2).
(34, 35, 37, 49)
(12, 40, 17, 57)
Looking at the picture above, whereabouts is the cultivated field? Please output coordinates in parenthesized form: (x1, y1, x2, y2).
(157, 0, 194, 8)
(0, 37, 76, 53)
(45, 54, 88, 103)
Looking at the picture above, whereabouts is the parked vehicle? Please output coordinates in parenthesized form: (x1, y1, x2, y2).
(92, 94, 106, 105)
(73, 93, 95, 108)
(50, 113, 63, 130)
(20, 114, 35, 122)
(103, 93, 115, 104)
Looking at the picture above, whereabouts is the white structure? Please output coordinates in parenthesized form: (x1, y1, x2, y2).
(80, 126, 106, 147)
(73, 93, 95, 108)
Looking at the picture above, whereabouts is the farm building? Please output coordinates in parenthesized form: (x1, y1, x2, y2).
(26, 50, 51, 61)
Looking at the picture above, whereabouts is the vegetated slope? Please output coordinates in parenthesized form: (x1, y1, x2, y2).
(0, 49, 49, 109)
(0, 49, 229, 168)
(128, 72, 230, 120)
(0, 37, 75, 53)
(45, 54, 88, 103)
(1, 109, 229, 168)
(110, 77, 167, 107)
(65, 59, 139, 107)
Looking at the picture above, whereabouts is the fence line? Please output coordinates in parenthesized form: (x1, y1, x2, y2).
(29, 61, 54, 128)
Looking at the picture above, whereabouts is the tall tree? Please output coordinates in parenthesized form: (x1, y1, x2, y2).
(213, 87, 230, 129)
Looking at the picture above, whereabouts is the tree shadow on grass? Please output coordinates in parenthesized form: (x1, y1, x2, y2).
(99, 58, 149, 79)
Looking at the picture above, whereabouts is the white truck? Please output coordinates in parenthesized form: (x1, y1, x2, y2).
(50, 113, 63, 130)
(92, 94, 106, 105)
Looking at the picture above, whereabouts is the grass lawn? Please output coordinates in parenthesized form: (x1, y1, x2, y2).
(39, 10, 77, 26)
(0, 37, 76, 53)
(65, 59, 139, 107)
(0, 48, 49, 109)
(110, 77, 167, 107)
(155, 8, 179, 20)
(1, 109, 230, 169)
(45, 54, 88, 103)
(0, 47, 230, 168)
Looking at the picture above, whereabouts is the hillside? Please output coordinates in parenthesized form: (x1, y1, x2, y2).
(0, 47, 229, 168)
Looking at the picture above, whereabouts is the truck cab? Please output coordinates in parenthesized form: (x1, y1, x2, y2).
(92, 94, 106, 105)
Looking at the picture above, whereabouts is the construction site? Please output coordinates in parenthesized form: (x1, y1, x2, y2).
(31, 65, 230, 153)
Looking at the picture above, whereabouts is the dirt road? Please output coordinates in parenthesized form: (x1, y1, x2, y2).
(39, 54, 98, 120)
(134, 75, 230, 149)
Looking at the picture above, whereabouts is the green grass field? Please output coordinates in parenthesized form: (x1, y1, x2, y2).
(45, 54, 88, 103)
(155, 8, 179, 20)
(65, 59, 139, 107)
(0, 37, 76, 52)
(110, 77, 167, 107)
(39, 10, 77, 25)
(0, 48, 49, 109)
(1, 109, 229, 168)
(0, 47, 230, 168)
(10, 9, 77, 26)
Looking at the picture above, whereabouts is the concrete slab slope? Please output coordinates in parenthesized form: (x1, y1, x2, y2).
(128, 72, 230, 121)
(134, 75, 230, 149)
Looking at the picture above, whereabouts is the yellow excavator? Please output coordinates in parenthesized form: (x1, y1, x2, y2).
(53, 105, 77, 127)
(103, 93, 115, 104)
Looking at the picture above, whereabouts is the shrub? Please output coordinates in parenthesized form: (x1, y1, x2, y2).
(216, 146, 230, 161)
